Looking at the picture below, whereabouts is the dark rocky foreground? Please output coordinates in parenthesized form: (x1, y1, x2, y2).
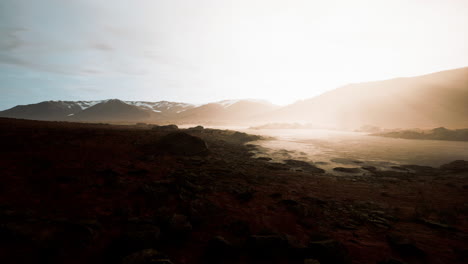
(0, 118, 467, 264)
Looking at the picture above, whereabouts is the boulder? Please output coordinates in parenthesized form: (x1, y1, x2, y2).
(247, 234, 290, 257)
(440, 160, 468, 172)
(284, 159, 325, 173)
(188, 125, 204, 131)
(333, 167, 361, 173)
(122, 249, 173, 264)
(386, 233, 425, 257)
(205, 236, 236, 260)
(152, 124, 178, 131)
(361, 166, 377, 172)
(107, 222, 161, 260)
(300, 235, 351, 264)
(229, 131, 261, 143)
(280, 199, 308, 217)
(304, 259, 321, 264)
(157, 132, 209, 156)
(377, 259, 407, 264)
(170, 214, 192, 234)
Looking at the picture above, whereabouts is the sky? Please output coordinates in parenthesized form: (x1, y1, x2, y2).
(1, 0, 467, 109)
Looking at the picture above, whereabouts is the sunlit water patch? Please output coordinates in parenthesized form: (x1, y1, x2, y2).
(240, 128, 468, 174)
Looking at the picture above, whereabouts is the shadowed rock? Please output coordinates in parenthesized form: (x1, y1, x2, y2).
(247, 234, 290, 258)
(361, 166, 377, 172)
(284, 159, 325, 173)
(440, 160, 468, 172)
(387, 233, 425, 257)
(333, 167, 361, 173)
(301, 236, 351, 264)
(157, 132, 209, 156)
(152, 124, 179, 131)
(122, 249, 173, 264)
(205, 236, 237, 261)
(188, 125, 204, 131)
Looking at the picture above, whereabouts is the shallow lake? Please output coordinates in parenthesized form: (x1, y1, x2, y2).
(235, 128, 468, 174)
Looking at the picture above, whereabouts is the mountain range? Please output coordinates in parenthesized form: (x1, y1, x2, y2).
(1, 67, 467, 129)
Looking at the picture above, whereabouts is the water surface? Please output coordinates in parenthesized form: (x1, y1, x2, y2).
(239, 128, 468, 173)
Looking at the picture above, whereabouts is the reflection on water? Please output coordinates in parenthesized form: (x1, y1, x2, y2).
(239, 128, 468, 174)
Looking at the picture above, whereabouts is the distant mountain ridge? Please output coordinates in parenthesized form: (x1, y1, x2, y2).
(1, 67, 467, 127)
(0, 98, 277, 124)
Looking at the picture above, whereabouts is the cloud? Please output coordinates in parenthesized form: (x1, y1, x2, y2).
(91, 43, 113, 51)
(0, 27, 27, 51)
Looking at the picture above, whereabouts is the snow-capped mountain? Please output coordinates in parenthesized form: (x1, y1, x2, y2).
(0, 98, 279, 124)
(125, 101, 194, 114)
(0, 99, 196, 122)
(69, 99, 153, 122)
(174, 99, 280, 124)
(0, 101, 87, 121)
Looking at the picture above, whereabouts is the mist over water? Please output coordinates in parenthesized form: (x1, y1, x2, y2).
(206, 127, 468, 173)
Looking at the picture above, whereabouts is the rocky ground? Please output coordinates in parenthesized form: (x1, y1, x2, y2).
(0, 118, 467, 264)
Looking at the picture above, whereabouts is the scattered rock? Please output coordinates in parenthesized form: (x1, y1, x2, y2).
(269, 192, 282, 199)
(136, 181, 174, 206)
(157, 132, 209, 156)
(108, 222, 161, 259)
(361, 166, 377, 172)
(304, 259, 321, 264)
(387, 233, 425, 257)
(284, 159, 325, 173)
(331, 158, 363, 165)
(227, 131, 261, 144)
(205, 236, 236, 260)
(0, 219, 96, 262)
(335, 220, 359, 230)
(391, 166, 408, 171)
(301, 236, 351, 264)
(314, 161, 328, 165)
(257, 157, 272, 161)
(97, 168, 121, 186)
(227, 220, 250, 237)
(188, 125, 204, 131)
(281, 199, 308, 216)
(333, 167, 361, 173)
(417, 218, 457, 231)
(189, 199, 222, 224)
(170, 214, 192, 234)
(152, 124, 178, 131)
(440, 160, 468, 172)
(400, 165, 437, 174)
(266, 162, 290, 171)
(235, 190, 255, 203)
(247, 234, 290, 257)
(122, 249, 173, 264)
(377, 258, 407, 264)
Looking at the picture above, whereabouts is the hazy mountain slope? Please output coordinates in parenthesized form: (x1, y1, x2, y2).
(0, 101, 97, 121)
(175, 100, 280, 124)
(1, 67, 466, 126)
(0, 100, 194, 122)
(270, 67, 468, 129)
(69, 99, 153, 122)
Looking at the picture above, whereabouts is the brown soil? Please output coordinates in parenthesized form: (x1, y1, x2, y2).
(0, 118, 466, 264)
